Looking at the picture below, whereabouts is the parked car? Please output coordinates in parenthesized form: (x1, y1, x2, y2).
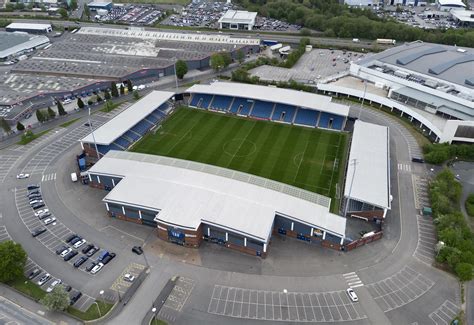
(27, 184, 40, 190)
(31, 227, 46, 237)
(34, 209, 49, 217)
(38, 212, 51, 220)
(70, 236, 82, 245)
(123, 273, 135, 282)
(102, 252, 116, 265)
(346, 288, 359, 302)
(90, 262, 104, 274)
(28, 195, 42, 201)
(28, 268, 41, 280)
(60, 248, 72, 258)
(28, 191, 41, 198)
(85, 261, 98, 272)
(69, 291, 82, 305)
(73, 239, 86, 249)
(73, 256, 88, 268)
(37, 273, 51, 286)
(132, 246, 143, 255)
(64, 285, 72, 292)
(81, 244, 94, 254)
(29, 199, 44, 206)
(46, 279, 62, 293)
(43, 217, 56, 225)
(86, 246, 99, 257)
(31, 203, 45, 210)
(56, 245, 68, 255)
(65, 234, 78, 243)
(97, 250, 109, 262)
(64, 251, 78, 261)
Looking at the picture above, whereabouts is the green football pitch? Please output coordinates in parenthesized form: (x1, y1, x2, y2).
(131, 107, 348, 210)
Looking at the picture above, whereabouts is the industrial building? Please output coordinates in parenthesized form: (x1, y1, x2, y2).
(186, 82, 349, 130)
(436, 0, 466, 11)
(218, 10, 257, 30)
(6, 23, 52, 34)
(87, 1, 113, 11)
(450, 10, 474, 27)
(0, 31, 50, 62)
(87, 150, 347, 257)
(318, 41, 474, 144)
(344, 120, 391, 221)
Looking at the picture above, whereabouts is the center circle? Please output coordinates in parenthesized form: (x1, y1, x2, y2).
(223, 138, 257, 158)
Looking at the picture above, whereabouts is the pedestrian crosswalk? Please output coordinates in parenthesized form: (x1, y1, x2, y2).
(398, 163, 411, 172)
(343, 272, 364, 288)
(41, 173, 56, 182)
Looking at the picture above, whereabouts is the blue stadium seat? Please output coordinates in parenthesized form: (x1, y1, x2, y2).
(294, 108, 319, 127)
(210, 95, 232, 111)
(190, 96, 200, 107)
(229, 97, 253, 115)
(250, 101, 273, 119)
(114, 137, 131, 149)
(271, 104, 296, 123)
(131, 120, 152, 136)
(158, 102, 169, 111)
(97, 145, 110, 155)
(109, 144, 123, 151)
(124, 130, 141, 142)
(190, 94, 213, 109)
(318, 113, 344, 129)
(145, 113, 159, 124)
(330, 116, 345, 130)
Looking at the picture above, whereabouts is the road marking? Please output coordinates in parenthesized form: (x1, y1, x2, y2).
(343, 272, 364, 289)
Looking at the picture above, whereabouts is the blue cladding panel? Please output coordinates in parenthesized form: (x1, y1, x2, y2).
(124, 207, 140, 219)
(294, 109, 319, 127)
(293, 222, 312, 235)
(250, 101, 273, 119)
(272, 104, 296, 123)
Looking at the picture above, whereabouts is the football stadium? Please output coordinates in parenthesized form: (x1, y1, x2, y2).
(80, 82, 390, 257)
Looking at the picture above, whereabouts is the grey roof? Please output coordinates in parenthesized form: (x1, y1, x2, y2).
(360, 42, 474, 89)
(6, 23, 51, 31)
(344, 120, 391, 210)
(218, 10, 257, 24)
(89, 151, 346, 242)
(81, 91, 174, 145)
(0, 32, 49, 59)
(450, 10, 474, 23)
(186, 82, 350, 116)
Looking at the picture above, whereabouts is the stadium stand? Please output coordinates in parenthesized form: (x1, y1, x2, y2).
(318, 113, 345, 130)
(271, 104, 297, 123)
(294, 108, 320, 127)
(131, 119, 153, 136)
(230, 97, 253, 115)
(250, 100, 274, 119)
(210, 95, 233, 111)
(124, 130, 141, 142)
(113, 137, 131, 149)
(191, 94, 214, 109)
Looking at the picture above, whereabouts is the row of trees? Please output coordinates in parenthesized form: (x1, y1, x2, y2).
(236, 0, 474, 47)
(423, 143, 474, 165)
(430, 169, 474, 281)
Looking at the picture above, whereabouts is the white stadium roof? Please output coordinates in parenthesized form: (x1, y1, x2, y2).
(344, 120, 391, 210)
(187, 82, 350, 116)
(6, 23, 52, 31)
(80, 90, 174, 146)
(218, 10, 258, 24)
(89, 151, 347, 243)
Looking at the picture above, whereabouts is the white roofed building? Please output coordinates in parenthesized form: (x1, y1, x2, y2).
(450, 10, 474, 27)
(437, 0, 466, 11)
(6, 23, 52, 34)
(218, 10, 257, 30)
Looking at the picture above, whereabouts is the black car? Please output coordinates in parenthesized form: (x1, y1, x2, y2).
(73, 256, 88, 268)
(65, 234, 78, 243)
(70, 236, 82, 245)
(31, 227, 46, 237)
(32, 203, 45, 210)
(102, 252, 116, 265)
(28, 268, 41, 280)
(412, 157, 425, 163)
(28, 194, 42, 200)
(56, 245, 68, 255)
(69, 291, 82, 305)
(63, 250, 78, 261)
(27, 191, 40, 198)
(86, 246, 99, 257)
(38, 212, 51, 220)
(27, 184, 40, 190)
(63, 285, 72, 292)
(132, 246, 143, 255)
(84, 123, 90, 127)
(81, 244, 94, 254)
(85, 261, 97, 272)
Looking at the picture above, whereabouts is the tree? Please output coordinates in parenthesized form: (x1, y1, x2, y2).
(455, 263, 473, 281)
(57, 101, 67, 116)
(221, 52, 232, 68)
(0, 117, 11, 133)
(96, 94, 103, 103)
(120, 84, 125, 95)
(47, 107, 56, 119)
(77, 97, 85, 109)
(36, 109, 45, 123)
(16, 121, 25, 131)
(210, 53, 225, 71)
(69, 0, 78, 11)
(111, 82, 119, 98)
(104, 90, 111, 100)
(175, 60, 188, 80)
(0, 241, 27, 283)
(126, 80, 133, 92)
(58, 8, 68, 19)
(236, 50, 245, 64)
(40, 285, 70, 311)
(15, 2, 25, 10)
(83, 3, 90, 19)
(133, 90, 140, 100)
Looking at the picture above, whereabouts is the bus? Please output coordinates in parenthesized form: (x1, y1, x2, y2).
(376, 39, 396, 45)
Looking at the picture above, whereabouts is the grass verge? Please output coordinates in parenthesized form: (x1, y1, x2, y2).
(67, 300, 113, 321)
(60, 118, 81, 128)
(151, 318, 168, 325)
(100, 100, 126, 113)
(17, 129, 51, 145)
(8, 276, 46, 301)
(466, 194, 474, 218)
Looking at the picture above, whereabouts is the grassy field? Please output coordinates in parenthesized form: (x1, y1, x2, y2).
(132, 108, 348, 209)
(67, 300, 114, 321)
(8, 276, 46, 301)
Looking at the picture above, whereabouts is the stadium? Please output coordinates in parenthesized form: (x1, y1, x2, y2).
(80, 82, 390, 256)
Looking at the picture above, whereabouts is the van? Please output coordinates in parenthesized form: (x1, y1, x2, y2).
(71, 172, 78, 182)
(352, 38, 360, 43)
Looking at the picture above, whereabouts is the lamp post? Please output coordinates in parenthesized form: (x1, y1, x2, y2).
(95, 290, 104, 318)
(358, 80, 367, 120)
(88, 106, 100, 160)
(151, 306, 157, 323)
(173, 58, 178, 91)
(343, 159, 358, 218)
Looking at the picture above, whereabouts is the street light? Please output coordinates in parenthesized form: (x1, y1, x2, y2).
(94, 290, 105, 317)
(343, 159, 358, 218)
(151, 306, 157, 323)
(88, 106, 100, 160)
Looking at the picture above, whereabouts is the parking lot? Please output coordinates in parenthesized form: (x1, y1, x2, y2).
(429, 300, 460, 325)
(365, 265, 434, 313)
(250, 49, 361, 84)
(208, 285, 367, 322)
(99, 4, 164, 26)
(0, 153, 21, 182)
(379, 6, 458, 30)
(158, 277, 195, 323)
(110, 262, 146, 295)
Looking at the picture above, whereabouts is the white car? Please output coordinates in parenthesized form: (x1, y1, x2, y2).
(123, 273, 135, 282)
(60, 248, 72, 257)
(90, 262, 104, 274)
(346, 288, 359, 302)
(73, 239, 86, 248)
(37, 273, 51, 286)
(46, 279, 62, 293)
(17, 173, 30, 179)
(43, 217, 56, 225)
(34, 209, 49, 217)
(30, 200, 43, 205)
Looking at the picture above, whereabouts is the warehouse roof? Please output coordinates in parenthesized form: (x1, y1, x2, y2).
(187, 82, 350, 116)
(218, 10, 257, 24)
(80, 91, 174, 145)
(6, 23, 52, 31)
(344, 120, 391, 210)
(0, 32, 50, 60)
(89, 151, 346, 242)
(451, 10, 474, 23)
(437, 0, 466, 7)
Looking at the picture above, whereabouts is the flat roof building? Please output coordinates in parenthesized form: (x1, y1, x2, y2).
(0, 32, 50, 61)
(437, 0, 466, 11)
(451, 10, 474, 27)
(6, 23, 52, 34)
(218, 10, 257, 31)
(87, 1, 113, 11)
